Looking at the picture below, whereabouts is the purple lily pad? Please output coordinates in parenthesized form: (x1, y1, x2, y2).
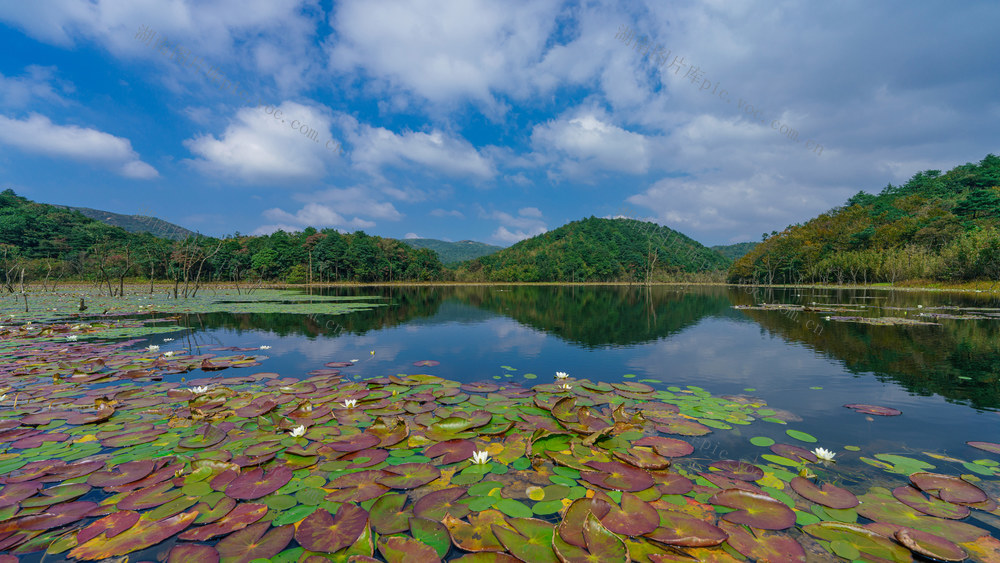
(424, 439, 477, 464)
(295, 505, 369, 553)
(967, 441, 1000, 454)
(843, 403, 902, 416)
(215, 521, 294, 562)
(167, 544, 219, 563)
(910, 472, 987, 504)
(413, 487, 471, 521)
(225, 466, 293, 500)
(413, 360, 440, 367)
(178, 502, 268, 541)
(88, 460, 156, 488)
(644, 510, 728, 547)
(769, 443, 817, 463)
(633, 436, 694, 457)
(790, 477, 859, 509)
(709, 460, 764, 482)
(581, 461, 654, 492)
(892, 485, 970, 519)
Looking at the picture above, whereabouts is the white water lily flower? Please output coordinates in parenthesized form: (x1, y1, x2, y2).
(164, 351, 175, 357)
(342, 399, 358, 409)
(350, 359, 360, 363)
(555, 371, 569, 379)
(289, 425, 306, 438)
(470, 450, 490, 465)
(147, 345, 160, 352)
(66, 335, 78, 341)
(259, 345, 271, 350)
(560, 383, 572, 391)
(0, 394, 5, 402)
(812, 447, 836, 462)
(189, 385, 210, 394)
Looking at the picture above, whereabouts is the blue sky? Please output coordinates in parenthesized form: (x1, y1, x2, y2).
(1, 1, 998, 247)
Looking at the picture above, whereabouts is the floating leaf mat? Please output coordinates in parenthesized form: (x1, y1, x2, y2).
(0, 316, 998, 561)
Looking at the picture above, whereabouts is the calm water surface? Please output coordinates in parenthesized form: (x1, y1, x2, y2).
(151, 285, 1000, 468)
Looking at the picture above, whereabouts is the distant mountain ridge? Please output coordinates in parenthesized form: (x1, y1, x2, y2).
(59, 205, 196, 240)
(711, 242, 757, 261)
(399, 238, 502, 265)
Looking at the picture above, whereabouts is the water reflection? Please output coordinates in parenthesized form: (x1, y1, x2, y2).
(163, 284, 1000, 411)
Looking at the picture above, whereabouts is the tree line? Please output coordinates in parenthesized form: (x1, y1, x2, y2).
(0, 189, 445, 295)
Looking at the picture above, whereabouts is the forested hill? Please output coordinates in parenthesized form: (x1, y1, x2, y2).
(457, 217, 730, 282)
(398, 238, 502, 265)
(729, 154, 1000, 284)
(61, 206, 196, 240)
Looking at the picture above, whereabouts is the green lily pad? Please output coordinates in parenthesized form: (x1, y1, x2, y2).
(377, 535, 440, 563)
(709, 489, 796, 530)
(803, 521, 911, 562)
(410, 516, 452, 558)
(370, 493, 411, 534)
(784, 429, 817, 443)
(492, 517, 557, 563)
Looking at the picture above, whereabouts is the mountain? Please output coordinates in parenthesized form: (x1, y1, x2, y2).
(729, 154, 1000, 284)
(712, 242, 757, 261)
(457, 217, 731, 282)
(398, 238, 502, 266)
(61, 206, 196, 240)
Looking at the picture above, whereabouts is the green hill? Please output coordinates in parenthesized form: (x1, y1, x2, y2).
(729, 154, 1000, 284)
(712, 242, 757, 261)
(60, 206, 196, 240)
(457, 217, 730, 282)
(398, 238, 501, 266)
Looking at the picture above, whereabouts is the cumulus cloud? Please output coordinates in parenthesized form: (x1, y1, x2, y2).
(256, 185, 402, 233)
(487, 208, 547, 244)
(0, 113, 157, 178)
(341, 116, 495, 181)
(183, 101, 336, 183)
(327, 0, 561, 113)
(404, 232, 420, 239)
(530, 111, 651, 178)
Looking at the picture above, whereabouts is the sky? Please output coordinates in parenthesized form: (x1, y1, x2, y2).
(1, 1, 998, 247)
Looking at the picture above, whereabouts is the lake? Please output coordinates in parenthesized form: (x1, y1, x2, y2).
(157, 285, 1000, 461)
(3, 284, 1000, 561)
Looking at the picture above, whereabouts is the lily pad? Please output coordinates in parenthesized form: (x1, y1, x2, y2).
(413, 487, 471, 521)
(177, 502, 267, 541)
(68, 510, 198, 560)
(378, 535, 440, 563)
(215, 521, 294, 563)
(892, 485, 970, 519)
(895, 528, 967, 562)
(225, 466, 293, 500)
(717, 520, 805, 562)
(844, 404, 902, 416)
(789, 477, 859, 509)
(443, 510, 508, 552)
(803, 521, 911, 562)
(645, 510, 728, 547)
(709, 489, 796, 530)
(581, 461, 654, 492)
(378, 463, 441, 489)
(410, 516, 452, 559)
(370, 493, 411, 534)
(709, 460, 764, 482)
(595, 491, 658, 536)
(492, 517, 558, 563)
(910, 472, 988, 504)
(967, 441, 1000, 454)
(633, 436, 694, 457)
(294, 505, 369, 553)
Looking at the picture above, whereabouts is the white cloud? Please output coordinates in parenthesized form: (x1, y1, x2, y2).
(404, 232, 420, 239)
(258, 186, 402, 233)
(297, 187, 403, 220)
(487, 208, 547, 244)
(327, 0, 561, 113)
(341, 116, 495, 181)
(183, 101, 336, 183)
(530, 111, 650, 178)
(0, 113, 157, 178)
(430, 208, 464, 218)
(0, 66, 72, 108)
